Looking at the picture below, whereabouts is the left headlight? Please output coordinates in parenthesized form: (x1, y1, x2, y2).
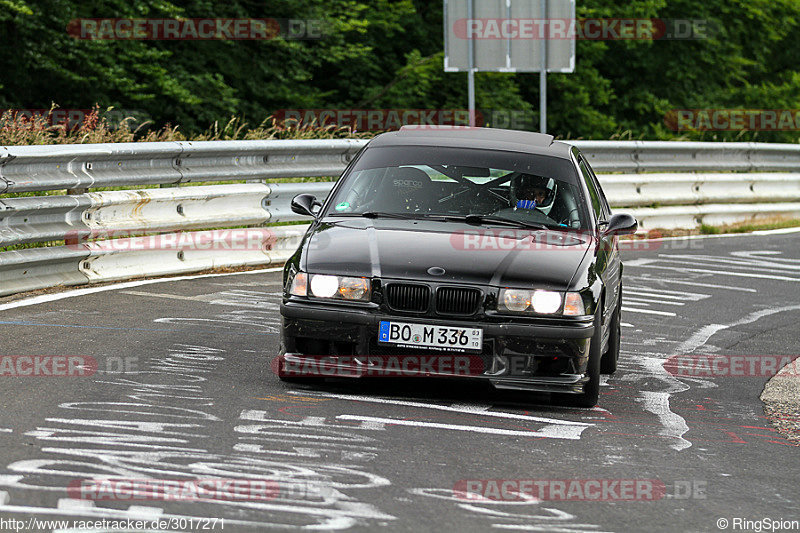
(498, 289, 564, 314)
(290, 272, 370, 302)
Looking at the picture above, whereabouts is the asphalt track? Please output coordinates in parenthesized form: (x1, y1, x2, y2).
(0, 230, 798, 532)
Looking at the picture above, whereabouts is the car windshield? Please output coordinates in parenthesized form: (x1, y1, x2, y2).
(323, 146, 588, 230)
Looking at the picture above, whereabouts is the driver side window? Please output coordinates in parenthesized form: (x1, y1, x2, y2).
(578, 159, 604, 222)
(584, 157, 611, 218)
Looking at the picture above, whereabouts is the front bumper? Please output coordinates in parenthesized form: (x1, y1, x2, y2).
(280, 300, 595, 394)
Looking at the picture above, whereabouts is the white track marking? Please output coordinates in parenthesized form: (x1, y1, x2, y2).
(637, 358, 691, 452)
(625, 289, 709, 301)
(628, 227, 800, 244)
(730, 250, 800, 262)
(336, 415, 586, 439)
(625, 298, 685, 307)
(448, 403, 492, 412)
(652, 256, 800, 274)
(752, 227, 800, 235)
(289, 392, 589, 427)
(674, 304, 800, 355)
(624, 300, 650, 306)
(121, 290, 205, 302)
(122, 289, 281, 309)
(624, 261, 800, 282)
(491, 523, 609, 531)
(0, 267, 283, 312)
(638, 392, 691, 452)
(664, 252, 800, 270)
(621, 307, 676, 317)
(626, 276, 758, 293)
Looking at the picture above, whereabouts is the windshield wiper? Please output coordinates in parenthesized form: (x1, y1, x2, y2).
(360, 211, 422, 220)
(433, 214, 548, 230)
(332, 211, 550, 230)
(328, 211, 422, 220)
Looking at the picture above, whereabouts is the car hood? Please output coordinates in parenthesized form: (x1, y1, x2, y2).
(302, 218, 593, 288)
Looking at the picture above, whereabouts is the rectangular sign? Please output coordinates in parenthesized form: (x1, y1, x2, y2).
(444, 0, 575, 73)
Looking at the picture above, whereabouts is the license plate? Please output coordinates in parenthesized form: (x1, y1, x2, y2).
(378, 321, 483, 351)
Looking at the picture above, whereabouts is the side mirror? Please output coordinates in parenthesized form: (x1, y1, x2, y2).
(603, 213, 638, 236)
(291, 194, 321, 217)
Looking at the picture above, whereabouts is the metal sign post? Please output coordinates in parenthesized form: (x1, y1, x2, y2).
(444, 0, 575, 132)
(467, 0, 475, 126)
(539, 0, 547, 133)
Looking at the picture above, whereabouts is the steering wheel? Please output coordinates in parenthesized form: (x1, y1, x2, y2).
(493, 206, 557, 225)
(556, 207, 581, 228)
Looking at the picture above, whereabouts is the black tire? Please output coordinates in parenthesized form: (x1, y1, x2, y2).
(554, 309, 602, 408)
(601, 288, 622, 375)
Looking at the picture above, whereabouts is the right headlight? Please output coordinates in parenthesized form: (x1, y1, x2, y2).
(288, 271, 370, 302)
(498, 289, 585, 316)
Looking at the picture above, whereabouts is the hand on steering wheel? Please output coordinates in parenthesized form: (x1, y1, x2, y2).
(557, 208, 580, 228)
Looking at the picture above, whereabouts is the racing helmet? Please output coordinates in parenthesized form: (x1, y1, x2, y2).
(511, 174, 556, 214)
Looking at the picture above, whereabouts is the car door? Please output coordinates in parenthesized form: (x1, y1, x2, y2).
(586, 155, 622, 319)
(575, 150, 619, 330)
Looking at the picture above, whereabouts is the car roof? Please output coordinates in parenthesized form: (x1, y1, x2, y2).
(368, 125, 574, 159)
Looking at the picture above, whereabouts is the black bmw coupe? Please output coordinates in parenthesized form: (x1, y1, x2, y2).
(277, 126, 638, 407)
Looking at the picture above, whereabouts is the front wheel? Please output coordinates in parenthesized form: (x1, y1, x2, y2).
(554, 310, 602, 408)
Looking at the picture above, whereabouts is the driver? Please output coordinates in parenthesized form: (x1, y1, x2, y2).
(511, 174, 556, 214)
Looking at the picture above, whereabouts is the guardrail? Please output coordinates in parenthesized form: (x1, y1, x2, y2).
(0, 139, 365, 193)
(1, 139, 799, 298)
(571, 141, 800, 173)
